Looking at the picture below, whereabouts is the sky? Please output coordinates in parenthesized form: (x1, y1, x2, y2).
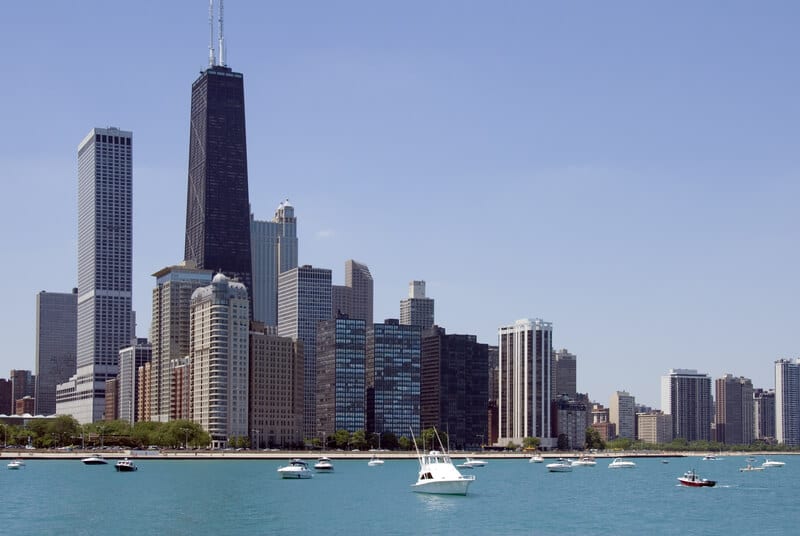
(2, 1, 798, 408)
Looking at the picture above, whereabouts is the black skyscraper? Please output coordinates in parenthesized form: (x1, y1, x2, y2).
(185, 64, 252, 295)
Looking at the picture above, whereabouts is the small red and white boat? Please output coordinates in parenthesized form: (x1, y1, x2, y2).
(677, 469, 715, 487)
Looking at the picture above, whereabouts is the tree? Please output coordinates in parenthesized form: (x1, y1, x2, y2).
(333, 429, 351, 449)
(398, 436, 412, 450)
(350, 430, 367, 450)
(49, 415, 80, 447)
(522, 437, 541, 450)
(585, 427, 606, 450)
(421, 428, 448, 450)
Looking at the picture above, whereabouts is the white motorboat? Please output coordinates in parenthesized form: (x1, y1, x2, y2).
(546, 459, 573, 472)
(278, 459, 313, 479)
(701, 454, 719, 461)
(410, 429, 475, 495)
(739, 463, 764, 472)
(762, 458, 786, 468)
(7, 460, 23, 470)
(608, 458, 636, 469)
(314, 457, 334, 472)
(115, 458, 138, 472)
(529, 454, 544, 463)
(457, 457, 488, 468)
(367, 455, 384, 467)
(571, 456, 597, 467)
(82, 455, 108, 465)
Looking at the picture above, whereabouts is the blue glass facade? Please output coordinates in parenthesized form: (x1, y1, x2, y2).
(316, 318, 366, 434)
(367, 320, 421, 439)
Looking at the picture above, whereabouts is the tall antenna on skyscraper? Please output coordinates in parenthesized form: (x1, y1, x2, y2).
(218, 0, 226, 67)
(208, 0, 217, 67)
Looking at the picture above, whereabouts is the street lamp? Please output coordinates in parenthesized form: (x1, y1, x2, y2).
(181, 427, 191, 449)
(252, 429, 261, 450)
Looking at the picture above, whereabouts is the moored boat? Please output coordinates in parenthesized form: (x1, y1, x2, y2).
(739, 463, 764, 472)
(571, 456, 596, 467)
(410, 428, 475, 495)
(82, 455, 108, 465)
(278, 459, 313, 479)
(314, 457, 334, 472)
(546, 459, 573, 472)
(7, 460, 23, 470)
(762, 459, 785, 468)
(367, 455, 385, 467)
(115, 458, 138, 472)
(677, 469, 715, 487)
(608, 458, 636, 469)
(529, 454, 544, 463)
(457, 457, 488, 468)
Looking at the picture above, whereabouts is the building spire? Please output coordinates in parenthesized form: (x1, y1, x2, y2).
(208, 0, 216, 67)
(218, 0, 226, 67)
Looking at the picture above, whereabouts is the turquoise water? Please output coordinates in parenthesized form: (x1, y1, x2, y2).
(4, 456, 796, 535)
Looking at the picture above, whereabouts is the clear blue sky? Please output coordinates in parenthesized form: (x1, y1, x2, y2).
(2, 1, 798, 407)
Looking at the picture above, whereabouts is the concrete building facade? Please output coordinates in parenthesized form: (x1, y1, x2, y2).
(497, 319, 553, 448)
(249, 322, 304, 448)
(190, 273, 250, 449)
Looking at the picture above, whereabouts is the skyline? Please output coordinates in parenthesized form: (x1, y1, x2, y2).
(2, 1, 799, 408)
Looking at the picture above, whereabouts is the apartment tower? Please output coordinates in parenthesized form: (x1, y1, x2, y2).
(497, 319, 554, 448)
(775, 359, 800, 446)
(715, 374, 754, 445)
(189, 273, 250, 449)
(149, 262, 213, 422)
(610, 391, 636, 440)
(660, 369, 712, 442)
(420, 326, 489, 449)
(316, 317, 367, 436)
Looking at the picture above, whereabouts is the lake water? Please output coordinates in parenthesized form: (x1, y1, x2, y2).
(4, 455, 796, 535)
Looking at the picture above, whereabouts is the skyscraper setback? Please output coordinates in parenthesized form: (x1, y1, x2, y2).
(184, 28, 252, 296)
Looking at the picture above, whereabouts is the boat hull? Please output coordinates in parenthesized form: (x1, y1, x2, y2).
(411, 478, 474, 495)
(678, 478, 715, 487)
(279, 470, 313, 479)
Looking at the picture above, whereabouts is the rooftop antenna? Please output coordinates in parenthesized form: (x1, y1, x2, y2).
(208, 0, 216, 67)
(218, 0, 226, 66)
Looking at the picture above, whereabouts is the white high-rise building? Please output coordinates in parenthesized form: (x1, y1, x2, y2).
(190, 273, 250, 449)
(775, 359, 800, 446)
(497, 318, 554, 448)
(400, 280, 434, 329)
(660, 369, 712, 442)
(57, 127, 133, 424)
(610, 391, 636, 440)
(250, 200, 298, 325)
(277, 265, 332, 439)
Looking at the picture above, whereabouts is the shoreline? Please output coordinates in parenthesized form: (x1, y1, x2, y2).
(1, 449, 794, 461)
